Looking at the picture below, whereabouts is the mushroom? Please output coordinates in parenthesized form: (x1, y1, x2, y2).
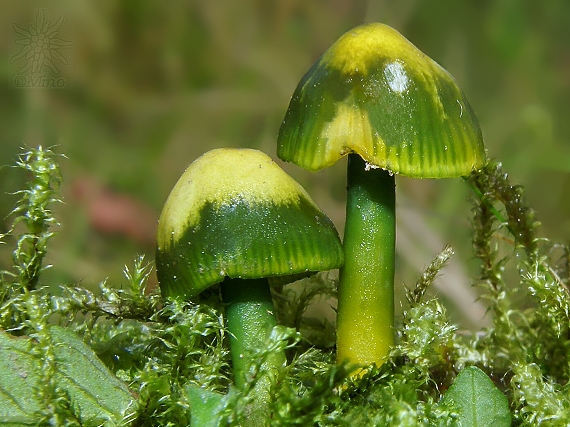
(277, 23, 485, 369)
(155, 148, 344, 389)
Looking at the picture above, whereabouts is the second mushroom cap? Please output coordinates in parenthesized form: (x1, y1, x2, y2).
(156, 148, 344, 300)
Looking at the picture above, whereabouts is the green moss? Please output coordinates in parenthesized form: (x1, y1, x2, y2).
(2, 147, 570, 425)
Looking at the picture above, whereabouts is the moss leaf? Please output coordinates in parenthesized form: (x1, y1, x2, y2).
(440, 366, 511, 427)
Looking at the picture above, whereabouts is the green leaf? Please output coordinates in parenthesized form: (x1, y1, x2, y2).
(440, 366, 511, 427)
(0, 326, 136, 425)
(185, 384, 227, 427)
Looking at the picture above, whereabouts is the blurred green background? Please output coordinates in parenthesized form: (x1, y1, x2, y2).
(1, 1, 569, 322)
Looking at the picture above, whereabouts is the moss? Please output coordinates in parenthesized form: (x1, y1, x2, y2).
(1, 147, 569, 425)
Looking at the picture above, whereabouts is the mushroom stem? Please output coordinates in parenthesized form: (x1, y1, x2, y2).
(336, 153, 396, 368)
(220, 277, 286, 389)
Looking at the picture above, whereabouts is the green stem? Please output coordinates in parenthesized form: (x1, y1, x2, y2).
(220, 277, 285, 388)
(336, 153, 396, 368)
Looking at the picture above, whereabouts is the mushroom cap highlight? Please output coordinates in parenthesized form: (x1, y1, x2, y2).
(156, 148, 344, 299)
(278, 23, 485, 177)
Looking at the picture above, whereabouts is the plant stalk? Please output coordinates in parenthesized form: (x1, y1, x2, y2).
(336, 153, 396, 368)
(221, 278, 285, 387)
(221, 278, 285, 425)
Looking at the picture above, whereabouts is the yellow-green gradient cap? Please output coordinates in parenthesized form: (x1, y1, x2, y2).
(278, 23, 485, 177)
(156, 148, 344, 299)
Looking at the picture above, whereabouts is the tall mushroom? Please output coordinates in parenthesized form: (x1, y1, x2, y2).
(155, 148, 343, 391)
(277, 23, 485, 369)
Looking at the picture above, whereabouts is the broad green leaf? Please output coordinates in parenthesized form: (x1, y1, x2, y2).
(440, 366, 511, 427)
(185, 384, 227, 427)
(0, 326, 136, 426)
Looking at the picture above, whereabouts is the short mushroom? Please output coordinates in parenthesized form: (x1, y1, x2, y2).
(277, 23, 485, 369)
(155, 148, 344, 389)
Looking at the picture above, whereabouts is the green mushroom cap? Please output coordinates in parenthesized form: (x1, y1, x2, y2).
(278, 23, 485, 177)
(156, 148, 344, 300)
